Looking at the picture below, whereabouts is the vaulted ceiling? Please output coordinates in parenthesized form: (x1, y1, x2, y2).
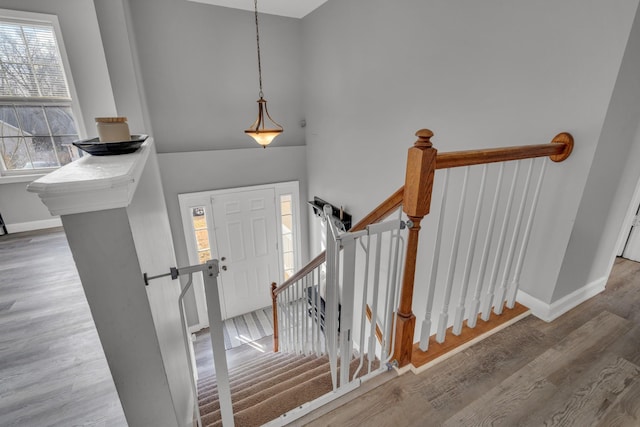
(187, 0, 328, 18)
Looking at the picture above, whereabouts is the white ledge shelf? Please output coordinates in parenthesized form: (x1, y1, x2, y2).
(27, 138, 153, 216)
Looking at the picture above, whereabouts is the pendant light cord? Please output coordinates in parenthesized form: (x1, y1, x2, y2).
(254, 0, 264, 98)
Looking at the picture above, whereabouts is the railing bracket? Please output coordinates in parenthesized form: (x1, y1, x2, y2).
(143, 267, 180, 286)
(405, 219, 414, 229)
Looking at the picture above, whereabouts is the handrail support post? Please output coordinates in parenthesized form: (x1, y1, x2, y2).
(393, 129, 437, 367)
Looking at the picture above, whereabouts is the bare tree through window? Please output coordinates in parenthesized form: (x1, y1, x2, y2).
(0, 18, 80, 172)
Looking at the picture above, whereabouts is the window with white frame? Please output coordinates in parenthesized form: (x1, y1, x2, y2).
(0, 12, 82, 174)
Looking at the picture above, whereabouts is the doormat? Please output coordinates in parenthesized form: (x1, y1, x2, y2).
(222, 307, 273, 350)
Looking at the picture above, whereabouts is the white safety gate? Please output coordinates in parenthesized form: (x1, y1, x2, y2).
(276, 204, 407, 392)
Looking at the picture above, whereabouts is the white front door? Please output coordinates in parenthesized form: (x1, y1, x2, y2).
(179, 181, 302, 329)
(211, 188, 279, 319)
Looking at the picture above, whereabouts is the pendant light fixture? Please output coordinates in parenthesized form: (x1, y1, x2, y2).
(245, 0, 283, 147)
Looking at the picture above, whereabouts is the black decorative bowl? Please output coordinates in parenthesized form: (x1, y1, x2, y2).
(73, 134, 148, 156)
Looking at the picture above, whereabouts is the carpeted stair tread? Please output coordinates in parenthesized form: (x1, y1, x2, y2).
(197, 353, 320, 402)
(226, 350, 295, 373)
(230, 355, 331, 403)
(198, 351, 310, 386)
(197, 354, 297, 395)
(198, 351, 312, 391)
(199, 350, 292, 383)
(198, 355, 329, 411)
(221, 357, 371, 427)
(199, 351, 380, 427)
(203, 361, 332, 427)
(225, 350, 283, 372)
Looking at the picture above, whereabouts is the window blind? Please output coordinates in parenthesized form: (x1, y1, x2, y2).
(0, 20, 70, 99)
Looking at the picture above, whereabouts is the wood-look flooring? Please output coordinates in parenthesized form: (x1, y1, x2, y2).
(4, 229, 640, 427)
(301, 257, 640, 426)
(0, 229, 127, 427)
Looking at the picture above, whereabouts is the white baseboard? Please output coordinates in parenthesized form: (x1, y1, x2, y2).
(6, 217, 62, 234)
(517, 277, 607, 322)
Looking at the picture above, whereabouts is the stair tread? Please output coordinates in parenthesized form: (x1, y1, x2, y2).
(198, 350, 290, 384)
(198, 354, 329, 410)
(199, 352, 380, 427)
(197, 353, 319, 400)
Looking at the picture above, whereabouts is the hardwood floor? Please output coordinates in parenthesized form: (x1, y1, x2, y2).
(4, 228, 640, 427)
(302, 257, 640, 427)
(0, 228, 275, 426)
(0, 229, 127, 427)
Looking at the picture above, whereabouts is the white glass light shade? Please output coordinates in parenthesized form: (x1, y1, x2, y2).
(245, 97, 283, 148)
(246, 130, 282, 147)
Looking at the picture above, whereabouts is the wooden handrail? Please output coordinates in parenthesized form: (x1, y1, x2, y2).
(435, 133, 573, 169)
(272, 133, 573, 299)
(393, 130, 573, 366)
(272, 129, 574, 357)
(272, 186, 404, 298)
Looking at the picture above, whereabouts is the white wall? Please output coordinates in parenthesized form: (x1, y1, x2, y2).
(60, 146, 192, 426)
(302, 0, 639, 333)
(93, 0, 151, 135)
(554, 6, 640, 301)
(112, 0, 309, 326)
(0, 182, 58, 231)
(127, 0, 305, 153)
(0, 0, 116, 230)
(158, 146, 308, 326)
(127, 147, 192, 427)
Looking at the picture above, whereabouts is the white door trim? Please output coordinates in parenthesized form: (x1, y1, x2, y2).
(616, 173, 640, 257)
(179, 181, 302, 329)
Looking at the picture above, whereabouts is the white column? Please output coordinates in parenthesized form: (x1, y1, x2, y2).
(27, 139, 191, 427)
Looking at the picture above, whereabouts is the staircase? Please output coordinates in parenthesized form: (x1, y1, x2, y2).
(192, 129, 576, 425)
(198, 351, 377, 426)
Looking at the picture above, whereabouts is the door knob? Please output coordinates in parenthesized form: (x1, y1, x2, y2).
(221, 265, 227, 271)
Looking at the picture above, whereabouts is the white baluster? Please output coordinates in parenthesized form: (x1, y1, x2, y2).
(300, 279, 304, 353)
(367, 232, 383, 371)
(453, 165, 488, 335)
(340, 235, 357, 386)
(288, 284, 294, 352)
(281, 290, 286, 353)
(292, 282, 296, 353)
(419, 170, 449, 351)
(468, 163, 505, 328)
(282, 295, 288, 353)
(481, 162, 520, 321)
(310, 270, 316, 355)
(506, 159, 548, 308)
(383, 215, 403, 360)
(494, 159, 534, 315)
(300, 279, 305, 353)
(324, 206, 340, 390)
(387, 228, 405, 363)
(437, 167, 469, 343)
(316, 266, 323, 355)
(294, 279, 299, 354)
(282, 286, 286, 353)
(354, 233, 371, 380)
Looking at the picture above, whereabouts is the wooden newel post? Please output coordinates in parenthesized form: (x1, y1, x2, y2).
(271, 282, 279, 352)
(393, 129, 437, 367)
